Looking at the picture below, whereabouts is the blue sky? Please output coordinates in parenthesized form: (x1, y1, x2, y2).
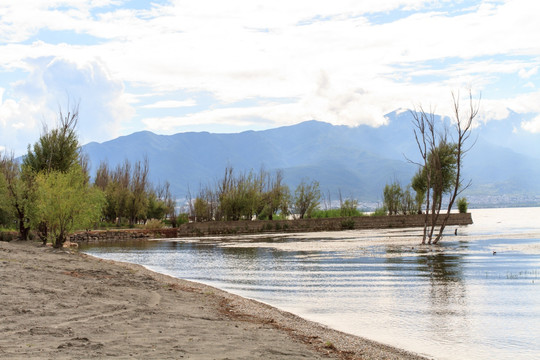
(1, 0, 540, 155)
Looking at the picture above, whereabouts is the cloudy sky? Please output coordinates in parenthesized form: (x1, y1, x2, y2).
(1, 0, 540, 155)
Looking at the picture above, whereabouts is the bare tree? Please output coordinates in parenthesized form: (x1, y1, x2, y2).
(293, 178, 321, 219)
(185, 185, 195, 220)
(261, 169, 290, 220)
(432, 91, 478, 243)
(128, 157, 150, 225)
(409, 91, 478, 244)
(409, 107, 430, 243)
(94, 162, 111, 190)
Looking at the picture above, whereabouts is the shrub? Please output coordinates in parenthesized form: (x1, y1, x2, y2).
(457, 197, 468, 213)
(311, 209, 339, 218)
(145, 219, 164, 230)
(0, 231, 17, 242)
(371, 207, 387, 216)
(340, 199, 362, 217)
(272, 213, 288, 220)
(341, 219, 355, 230)
(311, 207, 363, 219)
(177, 213, 189, 225)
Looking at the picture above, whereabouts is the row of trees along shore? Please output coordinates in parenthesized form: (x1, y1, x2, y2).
(188, 166, 362, 222)
(1, 92, 475, 246)
(0, 105, 354, 247)
(190, 165, 365, 222)
(0, 105, 176, 247)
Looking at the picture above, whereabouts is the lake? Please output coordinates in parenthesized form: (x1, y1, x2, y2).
(81, 207, 540, 359)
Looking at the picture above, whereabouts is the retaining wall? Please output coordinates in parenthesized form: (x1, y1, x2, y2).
(69, 213, 472, 243)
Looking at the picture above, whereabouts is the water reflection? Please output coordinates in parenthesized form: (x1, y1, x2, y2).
(82, 208, 540, 360)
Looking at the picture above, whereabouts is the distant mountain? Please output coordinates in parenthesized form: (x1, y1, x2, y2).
(82, 110, 540, 208)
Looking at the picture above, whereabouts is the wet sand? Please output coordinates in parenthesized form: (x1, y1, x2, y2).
(0, 240, 427, 359)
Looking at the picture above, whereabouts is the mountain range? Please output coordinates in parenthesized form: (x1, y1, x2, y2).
(82, 109, 540, 208)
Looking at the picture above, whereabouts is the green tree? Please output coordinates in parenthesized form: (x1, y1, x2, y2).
(34, 166, 105, 247)
(154, 181, 178, 226)
(411, 169, 426, 214)
(400, 186, 417, 215)
(23, 105, 80, 173)
(383, 182, 402, 215)
(193, 197, 211, 222)
(24, 104, 86, 242)
(191, 166, 291, 222)
(216, 167, 265, 221)
(192, 184, 218, 222)
(0, 152, 36, 239)
(411, 141, 458, 239)
(257, 169, 290, 220)
(340, 199, 361, 217)
(94, 161, 110, 191)
(109, 160, 132, 224)
(457, 197, 468, 213)
(293, 179, 321, 219)
(0, 160, 15, 228)
(427, 141, 458, 207)
(127, 158, 150, 225)
(410, 91, 477, 244)
(383, 181, 418, 216)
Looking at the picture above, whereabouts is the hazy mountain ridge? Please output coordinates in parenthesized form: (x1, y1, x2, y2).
(82, 110, 540, 207)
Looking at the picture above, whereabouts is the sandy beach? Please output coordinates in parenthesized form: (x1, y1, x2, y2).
(0, 240, 427, 359)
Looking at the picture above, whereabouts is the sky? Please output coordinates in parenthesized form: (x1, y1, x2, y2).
(1, 0, 540, 155)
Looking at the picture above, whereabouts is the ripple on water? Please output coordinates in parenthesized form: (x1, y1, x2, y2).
(82, 207, 540, 360)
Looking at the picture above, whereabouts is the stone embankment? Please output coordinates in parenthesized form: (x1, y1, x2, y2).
(69, 213, 472, 243)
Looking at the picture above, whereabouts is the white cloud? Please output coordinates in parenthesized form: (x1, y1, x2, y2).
(0, 57, 133, 154)
(501, 91, 540, 115)
(142, 99, 197, 109)
(521, 115, 540, 133)
(1, 0, 540, 148)
(0, 80, 49, 155)
(142, 103, 305, 133)
(519, 67, 538, 79)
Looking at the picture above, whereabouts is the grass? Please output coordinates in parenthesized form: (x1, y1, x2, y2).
(371, 207, 387, 216)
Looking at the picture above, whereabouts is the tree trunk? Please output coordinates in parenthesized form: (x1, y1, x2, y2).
(38, 222, 48, 245)
(18, 219, 29, 241)
(54, 232, 66, 248)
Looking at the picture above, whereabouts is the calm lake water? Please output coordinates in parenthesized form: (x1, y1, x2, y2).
(82, 208, 540, 360)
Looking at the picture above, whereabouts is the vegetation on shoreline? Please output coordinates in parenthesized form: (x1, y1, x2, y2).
(1, 93, 476, 246)
(187, 167, 369, 222)
(0, 104, 178, 247)
(188, 167, 322, 221)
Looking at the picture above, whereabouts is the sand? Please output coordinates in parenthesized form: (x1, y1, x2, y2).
(0, 240, 427, 359)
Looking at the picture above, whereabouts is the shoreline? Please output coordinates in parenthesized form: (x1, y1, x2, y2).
(67, 213, 473, 243)
(1, 240, 428, 359)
